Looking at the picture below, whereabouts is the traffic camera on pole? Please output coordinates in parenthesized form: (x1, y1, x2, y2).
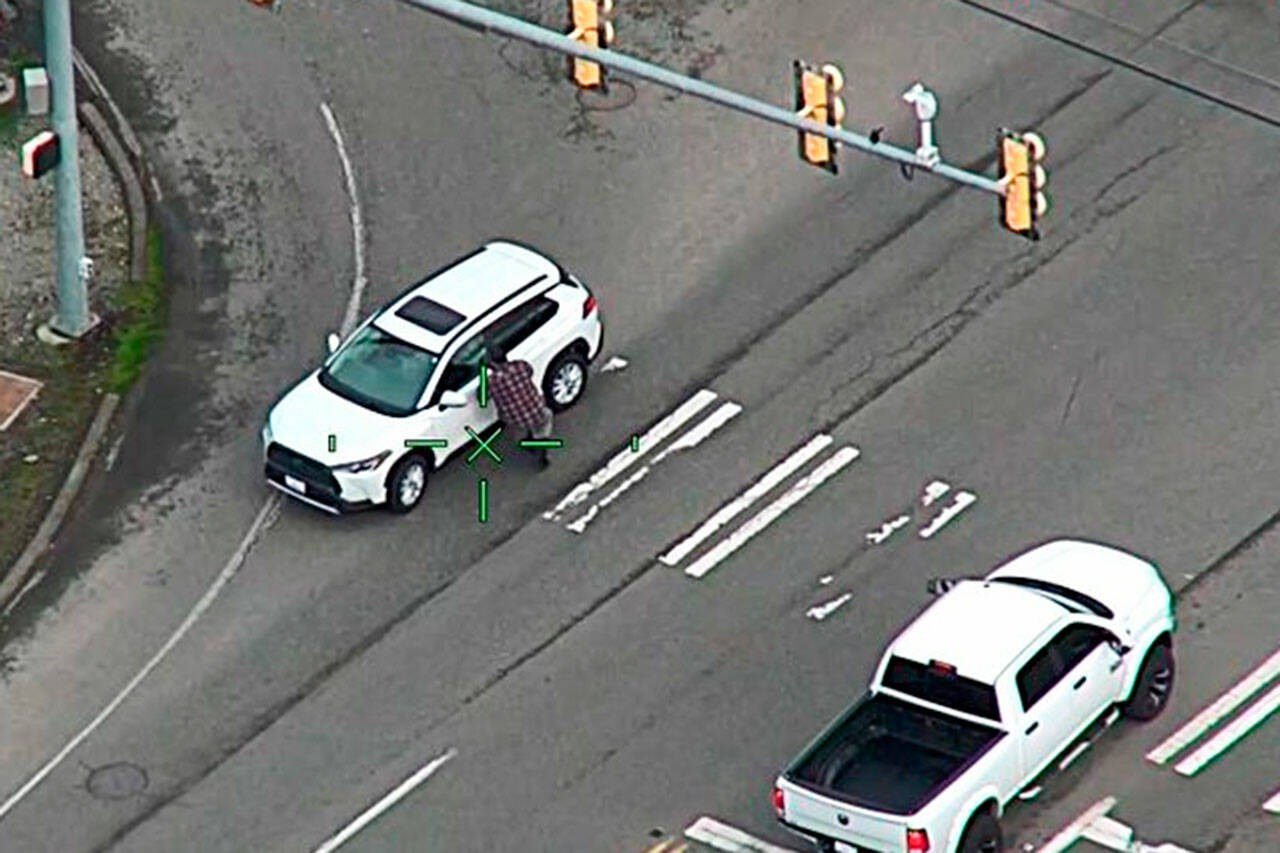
(998, 129, 1048, 240)
(21, 130, 59, 179)
(567, 0, 614, 90)
(793, 61, 845, 174)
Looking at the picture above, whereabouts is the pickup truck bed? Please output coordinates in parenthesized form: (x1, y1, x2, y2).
(786, 693, 1003, 815)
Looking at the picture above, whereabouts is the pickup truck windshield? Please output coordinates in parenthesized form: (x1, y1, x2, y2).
(881, 656, 1001, 722)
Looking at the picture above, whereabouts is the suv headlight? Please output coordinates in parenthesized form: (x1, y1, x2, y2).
(334, 450, 391, 474)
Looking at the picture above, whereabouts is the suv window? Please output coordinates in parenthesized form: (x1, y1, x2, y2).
(438, 334, 488, 394)
(491, 296, 558, 354)
(881, 656, 1001, 721)
(1016, 643, 1065, 711)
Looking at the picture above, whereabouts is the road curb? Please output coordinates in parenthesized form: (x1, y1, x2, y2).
(0, 49, 152, 614)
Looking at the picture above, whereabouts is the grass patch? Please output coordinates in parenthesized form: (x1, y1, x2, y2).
(107, 225, 167, 392)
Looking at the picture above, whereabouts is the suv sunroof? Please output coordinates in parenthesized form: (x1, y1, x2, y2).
(395, 296, 466, 334)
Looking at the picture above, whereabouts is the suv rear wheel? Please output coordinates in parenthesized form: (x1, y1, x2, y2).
(387, 454, 429, 514)
(544, 349, 588, 412)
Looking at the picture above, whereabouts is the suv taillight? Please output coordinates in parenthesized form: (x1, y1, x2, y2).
(906, 828, 930, 852)
(583, 294, 598, 318)
(772, 786, 785, 817)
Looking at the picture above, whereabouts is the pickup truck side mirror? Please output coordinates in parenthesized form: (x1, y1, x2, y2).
(437, 389, 468, 410)
(1107, 637, 1133, 657)
(326, 332, 341, 355)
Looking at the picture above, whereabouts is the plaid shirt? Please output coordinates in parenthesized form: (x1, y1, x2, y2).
(489, 359, 551, 430)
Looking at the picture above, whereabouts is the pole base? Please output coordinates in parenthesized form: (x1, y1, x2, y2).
(36, 313, 102, 346)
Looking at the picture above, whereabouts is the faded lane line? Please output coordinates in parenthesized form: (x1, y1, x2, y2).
(0, 496, 281, 822)
(685, 446, 860, 580)
(1173, 683, 1280, 776)
(314, 749, 456, 853)
(1147, 647, 1280, 764)
(1035, 796, 1117, 853)
(320, 102, 368, 338)
(545, 389, 718, 521)
(659, 434, 833, 567)
(565, 401, 742, 534)
(684, 816, 799, 852)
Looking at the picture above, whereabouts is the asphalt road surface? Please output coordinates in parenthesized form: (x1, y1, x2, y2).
(2, 0, 1280, 850)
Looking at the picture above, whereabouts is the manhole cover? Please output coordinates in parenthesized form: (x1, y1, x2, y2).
(86, 762, 148, 800)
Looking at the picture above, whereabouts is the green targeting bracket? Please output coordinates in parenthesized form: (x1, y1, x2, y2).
(405, 439, 449, 449)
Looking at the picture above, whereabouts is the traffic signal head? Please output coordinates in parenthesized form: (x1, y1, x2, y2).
(21, 130, 59, 179)
(568, 0, 614, 90)
(998, 130, 1047, 238)
(794, 61, 845, 174)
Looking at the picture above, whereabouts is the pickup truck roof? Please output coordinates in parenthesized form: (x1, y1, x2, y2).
(886, 581, 1063, 686)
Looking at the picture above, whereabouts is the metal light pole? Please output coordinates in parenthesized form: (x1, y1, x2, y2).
(37, 0, 94, 343)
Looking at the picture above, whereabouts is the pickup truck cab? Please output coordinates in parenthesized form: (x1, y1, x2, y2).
(774, 539, 1176, 853)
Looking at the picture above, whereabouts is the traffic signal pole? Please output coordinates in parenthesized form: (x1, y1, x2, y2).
(395, 0, 1005, 196)
(40, 0, 93, 341)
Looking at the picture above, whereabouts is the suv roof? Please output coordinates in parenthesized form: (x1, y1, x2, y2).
(887, 580, 1063, 685)
(373, 241, 561, 352)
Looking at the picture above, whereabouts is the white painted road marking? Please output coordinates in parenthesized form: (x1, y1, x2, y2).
(1173, 682, 1280, 776)
(806, 592, 853, 621)
(313, 749, 456, 853)
(319, 102, 368, 338)
(545, 389, 719, 521)
(659, 434, 834, 567)
(1147, 647, 1280, 765)
(685, 446, 860, 579)
(1264, 786, 1280, 814)
(865, 514, 910, 544)
(600, 355, 629, 372)
(1036, 796, 1117, 853)
(918, 490, 976, 538)
(0, 496, 281, 821)
(684, 816, 800, 852)
(920, 480, 950, 506)
(565, 402, 741, 534)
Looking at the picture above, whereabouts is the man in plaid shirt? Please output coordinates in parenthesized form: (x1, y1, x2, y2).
(487, 341, 554, 469)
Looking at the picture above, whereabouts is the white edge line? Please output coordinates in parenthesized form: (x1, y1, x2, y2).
(0, 494, 281, 821)
(320, 102, 367, 338)
(1036, 796, 1117, 853)
(1263, 785, 1280, 814)
(1146, 647, 1280, 764)
(1173, 682, 1280, 776)
(313, 748, 457, 853)
(659, 434, 833, 566)
(685, 446, 859, 580)
(544, 389, 718, 520)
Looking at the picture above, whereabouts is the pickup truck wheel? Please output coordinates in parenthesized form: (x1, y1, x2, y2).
(1122, 641, 1175, 721)
(959, 812, 1003, 853)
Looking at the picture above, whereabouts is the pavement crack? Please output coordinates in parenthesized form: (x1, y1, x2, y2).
(1061, 371, 1082, 426)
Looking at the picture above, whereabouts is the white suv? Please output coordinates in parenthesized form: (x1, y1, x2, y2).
(261, 240, 603, 514)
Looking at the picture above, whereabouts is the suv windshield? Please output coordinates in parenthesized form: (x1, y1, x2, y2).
(319, 324, 439, 416)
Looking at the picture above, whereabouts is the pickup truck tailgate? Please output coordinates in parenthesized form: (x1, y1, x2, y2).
(779, 777, 905, 852)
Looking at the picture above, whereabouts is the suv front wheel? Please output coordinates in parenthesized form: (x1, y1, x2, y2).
(387, 454, 429, 514)
(544, 349, 588, 413)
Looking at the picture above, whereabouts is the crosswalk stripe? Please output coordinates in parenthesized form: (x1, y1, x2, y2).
(1173, 683, 1280, 776)
(1263, 786, 1280, 814)
(684, 446, 860, 580)
(1147, 647, 1280, 764)
(659, 435, 834, 567)
(565, 402, 742, 534)
(544, 389, 719, 521)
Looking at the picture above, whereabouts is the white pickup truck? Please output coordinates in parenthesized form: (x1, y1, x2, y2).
(773, 539, 1177, 853)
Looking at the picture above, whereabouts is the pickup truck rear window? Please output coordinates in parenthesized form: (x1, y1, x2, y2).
(882, 656, 1001, 722)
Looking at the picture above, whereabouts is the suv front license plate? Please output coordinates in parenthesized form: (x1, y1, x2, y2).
(284, 475, 307, 494)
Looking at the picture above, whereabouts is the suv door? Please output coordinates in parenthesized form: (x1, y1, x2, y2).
(418, 331, 496, 459)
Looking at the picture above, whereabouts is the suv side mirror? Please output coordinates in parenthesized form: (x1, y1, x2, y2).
(326, 332, 341, 355)
(438, 389, 467, 410)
